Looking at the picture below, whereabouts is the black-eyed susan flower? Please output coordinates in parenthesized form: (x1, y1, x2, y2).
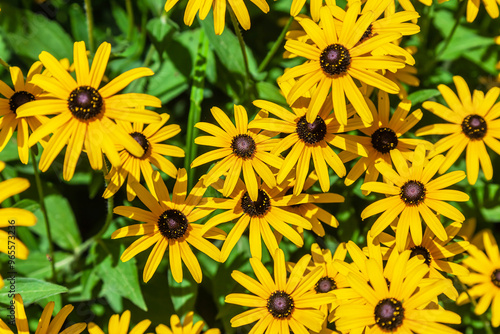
(103, 114, 184, 201)
(198, 177, 312, 261)
(191, 105, 282, 201)
(153, 312, 220, 334)
(226, 248, 335, 333)
(164, 0, 269, 35)
(457, 230, 500, 327)
(0, 161, 37, 288)
(339, 91, 432, 189)
(281, 4, 404, 126)
(0, 294, 86, 334)
(360, 144, 469, 251)
(88, 310, 150, 334)
(17, 41, 161, 181)
(417, 76, 500, 185)
(112, 169, 225, 283)
(249, 86, 367, 195)
(334, 252, 462, 333)
(0, 62, 49, 164)
(379, 221, 469, 300)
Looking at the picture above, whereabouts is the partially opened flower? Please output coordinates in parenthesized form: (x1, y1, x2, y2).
(457, 230, 500, 327)
(281, 4, 404, 126)
(88, 310, 150, 334)
(154, 312, 220, 334)
(103, 113, 184, 201)
(0, 161, 37, 289)
(17, 41, 162, 181)
(164, 0, 269, 35)
(0, 62, 48, 164)
(191, 105, 282, 201)
(226, 248, 335, 333)
(112, 169, 225, 283)
(417, 76, 500, 185)
(360, 144, 469, 251)
(0, 294, 86, 334)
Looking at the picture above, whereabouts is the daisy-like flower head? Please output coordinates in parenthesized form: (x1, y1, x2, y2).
(334, 251, 462, 333)
(0, 161, 37, 289)
(88, 310, 150, 334)
(226, 248, 335, 333)
(340, 90, 432, 189)
(112, 169, 226, 283)
(281, 3, 405, 126)
(198, 176, 313, 261)
(164, 0, 269, 35)
(457, 230, 500, 327)
(17, 41, 162, 181)
(191, 105, 282, 201)
(417, 76, 500, 185)
(378, 220, 470, 300)
(0, 294, 86, 334)
(153, 312, 220, 334)
(249, 83, 368, 195)
(360, 144, 470, 251)
(0, 62, 49, 164)
(103, 114, 185, 201)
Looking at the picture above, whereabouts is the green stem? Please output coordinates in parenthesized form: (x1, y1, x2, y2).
(228, 9, 252, 85)
(96, 157, 114, 241)
(125, 0, 134, 41)
(0, 58, 10, 70)
(83, 0, 95, 52)
(438, 0, 467, 56)
(456, 277, 494, 334)
(258, 16, 294, 73)
(30, 148, 56, 281)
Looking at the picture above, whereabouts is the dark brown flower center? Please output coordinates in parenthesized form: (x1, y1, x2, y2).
(130, 132, 150, 157)
(68, 86, 103, 120)
(267, 291, 294, 318)
(231, 134, 256, 159)
(461, 114, 487, 140)
(491, 269, 500, 288)
(320, 44, 351, 76)
(157, 209, 188, 239)
(9, 91, 35, 114)
(315, 276, 336, 293)
(374, 298, 404, 331)
(410, 245, 432, 265)
(241, 190, 271, 217)
(296, 115, 327, 144)
(400, 181, 426, 206)
(371, 127, 398, 153)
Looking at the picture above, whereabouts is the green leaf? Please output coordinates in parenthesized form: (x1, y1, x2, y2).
(406, 89, 441, 106)
(256, 82, 287, 105)
(0, 277, 68, 305)
(15, 251, 72, 280)
(169, 272, 197, 316)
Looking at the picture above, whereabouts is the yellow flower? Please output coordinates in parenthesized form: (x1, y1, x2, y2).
(417, 75, 500, 185)
(153, 312, 220, 334)
(340, 90, 432, 189)
(0, 161, 37, 289)
(103, 113, 184, 201)
(0, 62, 49, 164)
(88, 310, 150, 334)
(226, 248, 335, 333)
(112, 169, 225, 283)
(191, 105, 282, 201)
(465, 0, 499, 22)
(281, 4, 404, 126)
(457, 230, 500, 327)
(360, 144, 469, 251)
(290, 0, 335, 21)
(0, 294, 86, 334)
(199, 176, 313, 261)
(17, 41, 162, 181)
(164, 0, 269, 35)
(334, 250, 461, 333)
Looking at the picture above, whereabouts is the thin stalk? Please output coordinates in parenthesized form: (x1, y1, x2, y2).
(438, 0, 467, 56)
(96, 157, 114, 241)
(0, 58, 10, 70)
(83, 0, 95, 52)
(125, 0, 134, 41)
(258, 16, 294, 73)
(30, 148, 56, 281)
(228, 9, 252, 85)
(456, 277, 494, 334)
